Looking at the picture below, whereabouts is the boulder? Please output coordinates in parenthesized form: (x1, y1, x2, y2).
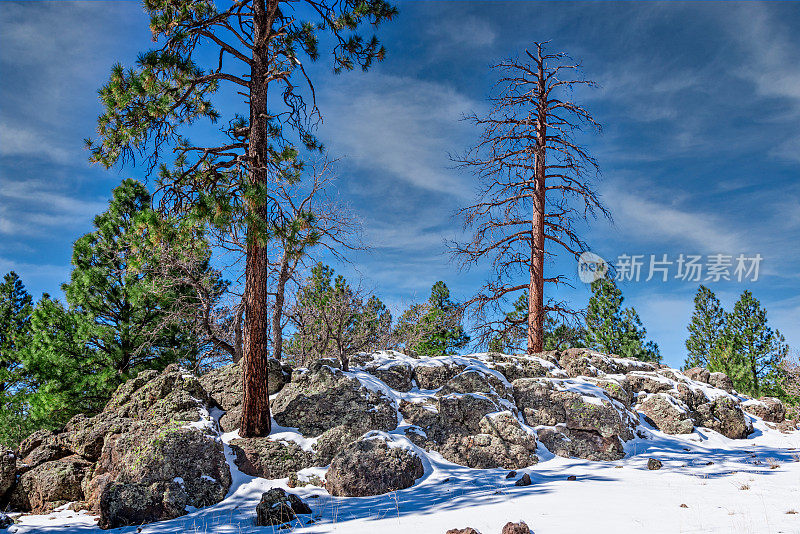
(272, 365, 397, 437)
(229, 438, 312, 478)
(1, 450, 16, 498)
(625, 372, 673, 394)
(438, 412, 538, 470)
(437, 369, 513, 404)
(10, 455, 92, 513)
(514, 473, 532, 486)
(501, 521, 531, 534)
(446, 528, 482, 534)
(693, 398, 752, 439)
(638, 393, 695, 435)
(255, 488, 311, 526)
(365, 361, 414, 392)
(585, 378, 633, 407)
(325, 435, 424, 497)
(199, 359, 291, 432)
(556, 348, 600, 378)
(683, 367, 710, 384)
(0, 512, 12, 529)
(537, 425, 625, 461)
(437, 393, 504, 436)
(87, 425, 231, 529)
(312, 425, 367, 466)
(742, 397, 786, 423)
(414, 361, 467, 390)
(647, 458, 663, 470)
(708, 372, 734, 392)
(484, 353, 552, 382)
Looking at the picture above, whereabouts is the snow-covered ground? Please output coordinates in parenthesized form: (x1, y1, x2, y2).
(6, 415, 799, 534)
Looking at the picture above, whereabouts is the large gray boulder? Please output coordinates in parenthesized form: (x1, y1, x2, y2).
(363, 361, 414, 391)
(86, 424, 231, 529)
(742, 397, 786, 423)
(638, 393, 695, 434)
(199, 359, 291, 432)
(325, 435, 424, 497)
(437, 412, 538, 469)
(708, 372, 734, 392)
(9, 455, 92, 513)
(413, 361, 467, 390)
(271, 365, 397, 437)
(229, 437, 312, 478)
(537, 425, 625, 461)
(693, 398, 752, 439)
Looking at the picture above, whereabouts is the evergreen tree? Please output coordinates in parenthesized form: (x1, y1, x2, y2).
(86, 0, 397, 437)
(584, 278, 661, 362)
(684, 285, 725, 369)
(21, 180, 213, 428)
(725, 290, 788, 396)
(394, 281, 469, 356)
(287, 263, 391, 370)
(0, 271, 32, 396)
(0, 272, 34, 448)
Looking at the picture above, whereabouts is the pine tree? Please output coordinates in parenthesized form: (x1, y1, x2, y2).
(584, 278, 661, 362)
(0, 271, 32, 396)
(20, 180, 214, 428)
(725, 290, 788, 396)
(287, 263, 391, 370)
(86, 0, 397, 437)
(684, 285, 725, 369)
(394, 281, 469, 356)
(0, 272, 34, 448)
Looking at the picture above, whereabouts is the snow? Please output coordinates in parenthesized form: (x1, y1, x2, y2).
(7, 355, 800, 534)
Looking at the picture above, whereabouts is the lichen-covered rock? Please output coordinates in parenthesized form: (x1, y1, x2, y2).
(325, 435, 424, 497)
(693, 398, 752, 439)
(1, 450, 16, 498)
(708, 372, 733, 392)
(683, 367, 710, 384)
(87, 425, 231, 529)
(229, 438, 312, 478)
(512, 378, 634, 441)
(585, 378, 633, 406)
(199, 359, 291, 432)
(638, 393, 695, 435)
(437, 369, 513, 404)
(312, 425, 367, 466)
(625, 372, 673, 394)
(446, 528, 482, 534)
(437, 412, 538, 469)
(255, 488, 311, 526)
(272, 365, 397, 437)
(9, 455, 92, 513)
(364, 361, 414, 392)
(556, 348, 600, 378)
(437, 393, 503, 436)
(742, 397, 786, 423)
(413, 361, 467, 389)
(647, 458, 663, 470)
(484, 353, 553, 382)
(501, 521, 531, 534)
(537, 425, 625, 461)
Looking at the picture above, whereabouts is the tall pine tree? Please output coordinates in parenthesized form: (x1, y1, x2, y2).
(684, 285, 726, 369)
(394, 281, 469, 356)
(86, 0, 397, 437)
(725, 290, 788, 396)
(584, 278, 661, 362)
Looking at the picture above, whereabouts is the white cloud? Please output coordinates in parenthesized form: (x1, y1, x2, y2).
(601, 187, 747, 254)
(0, 122, 75, 164)
(434, 16, 496, 48)
(320, 73, 480, 197)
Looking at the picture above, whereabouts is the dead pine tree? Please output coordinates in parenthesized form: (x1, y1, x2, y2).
(452, 42, 609, 355)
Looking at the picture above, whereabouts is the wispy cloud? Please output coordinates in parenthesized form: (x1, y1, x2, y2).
(320, 73, 479, 197)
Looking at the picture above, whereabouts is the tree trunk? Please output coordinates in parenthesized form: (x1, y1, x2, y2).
(527, 60, 547, 355)
(271, 249, 290, 361)
(240, 0, 274, 438)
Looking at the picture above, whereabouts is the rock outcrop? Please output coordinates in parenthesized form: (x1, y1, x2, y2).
(325, 434, 424, 497)
(742, 397, 786, 423)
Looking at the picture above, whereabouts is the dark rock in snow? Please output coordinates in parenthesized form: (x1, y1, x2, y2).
(0, 511, 13, 529)
(255, 488, 311, 526)
(445, 528, 482, 534)
(501, 521, 531, 534)
(647, 458, 663, 470)
(514, 473, 532, 486)
(742, 397, 786, 423)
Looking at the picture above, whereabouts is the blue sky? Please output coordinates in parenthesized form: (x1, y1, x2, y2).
(1, 1, 799, 368)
